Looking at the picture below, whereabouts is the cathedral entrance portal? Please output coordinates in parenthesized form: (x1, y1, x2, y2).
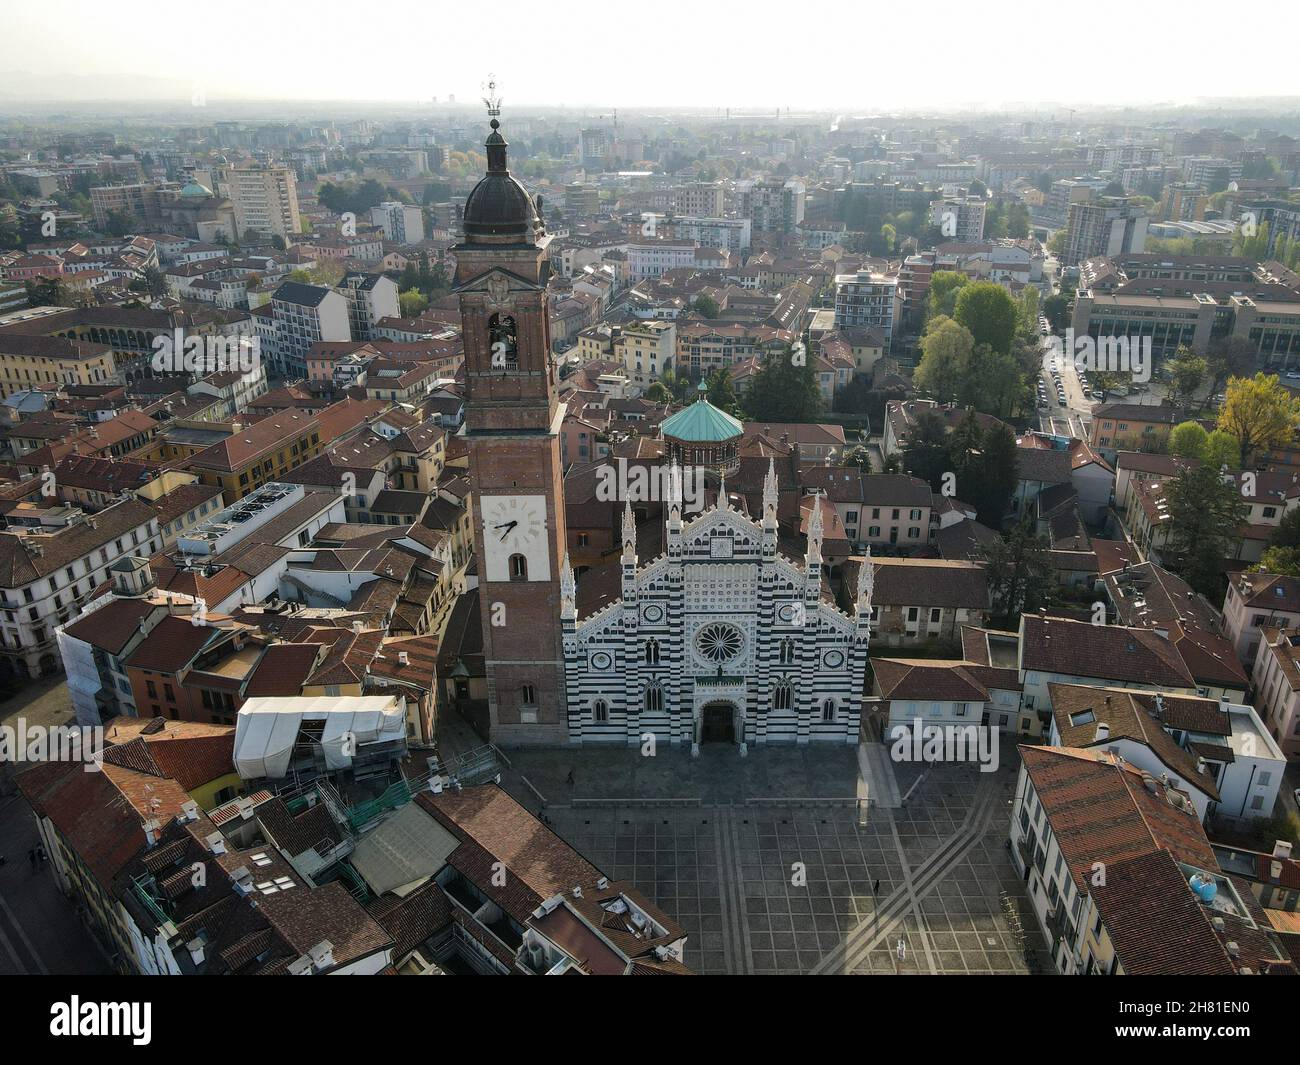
(701, 702, 737, 743)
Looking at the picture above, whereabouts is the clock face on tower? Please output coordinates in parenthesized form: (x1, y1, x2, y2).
(481, 494, 550, 582)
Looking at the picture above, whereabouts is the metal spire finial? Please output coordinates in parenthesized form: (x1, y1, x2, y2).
(482, 75, 502, 126)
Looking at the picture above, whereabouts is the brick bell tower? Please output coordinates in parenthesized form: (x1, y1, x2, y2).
(455, 84, 569, 745)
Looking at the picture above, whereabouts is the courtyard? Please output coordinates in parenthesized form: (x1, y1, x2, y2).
(500, 738, 1053, 975)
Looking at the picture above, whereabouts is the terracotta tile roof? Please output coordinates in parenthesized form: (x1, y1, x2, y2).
(873, 658, 990, 701)
(1047, 683, 1220, 802)
(243, 643, 321, 697)
(1021, 614, 1196, 688)
(1019, 746, 1218, 893)
(419, 785, 601, 911)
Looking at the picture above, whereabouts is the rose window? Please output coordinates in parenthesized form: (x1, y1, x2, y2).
(696, 623, 743, 663)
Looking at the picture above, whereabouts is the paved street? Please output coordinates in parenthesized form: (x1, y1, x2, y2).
(502, 739, 1051, 975)
(0, 792, 110, 976)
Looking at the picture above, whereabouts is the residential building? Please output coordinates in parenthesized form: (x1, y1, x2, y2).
(1009, 746, 1292, 974)
(223, 164, 302, 240)
(833, 271, 896, 352)
(1061, 198, 1148, 266)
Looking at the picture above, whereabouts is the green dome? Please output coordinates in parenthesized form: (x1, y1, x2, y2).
(660, 385, 743, 443)
(180, 180, 213, 199)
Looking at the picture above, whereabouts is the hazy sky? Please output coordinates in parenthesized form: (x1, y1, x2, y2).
(2, 0, 1298, 112)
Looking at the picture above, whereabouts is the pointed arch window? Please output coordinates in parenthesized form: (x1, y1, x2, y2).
(779, 638, 795, 665)
(821, 699, 836, 722)
(774, 682, 793, 711)
(488, 313, 518, 368)
(593, 699, 609, 723)
(644, 638, 660, 665)
(645, 685, 664, 713)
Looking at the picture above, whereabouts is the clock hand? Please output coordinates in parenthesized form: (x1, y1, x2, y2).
(497, 520, 518, 541)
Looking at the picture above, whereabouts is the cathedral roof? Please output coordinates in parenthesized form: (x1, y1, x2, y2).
(659, 387, 743, 444)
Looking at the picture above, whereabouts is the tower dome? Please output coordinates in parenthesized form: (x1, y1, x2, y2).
(462, 118, 542, 241)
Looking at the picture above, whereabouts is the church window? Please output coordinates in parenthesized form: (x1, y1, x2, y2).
(593, 699, 609, 722)
(645, 685, 663, 712)
(779, 638, 795, 665)
(521, 684, 536, 705)
(645, 638, 660, 664)
(509, 554, 527, 580)
(822, 699, 836, 722)
(488, 313, 518, 367)
(695, 624, 742, 664)
(774, 682, 793, 710)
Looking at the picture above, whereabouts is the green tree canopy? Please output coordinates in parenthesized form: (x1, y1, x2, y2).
(954, 281, 1019, 355)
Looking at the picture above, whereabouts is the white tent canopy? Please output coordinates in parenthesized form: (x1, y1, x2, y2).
(233, 695, 407, 780)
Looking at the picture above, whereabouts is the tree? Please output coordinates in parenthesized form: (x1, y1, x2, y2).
(1042, 290, 1072, 332)
(1268, 507, 1300, 551)
(1257, 546, 1300, 577)
(980, 515, 1053, 625)
(977, 423, 1020, 527)
(644, 381, 669, 403)
(954, 281, 1019, 355)
(901, 411, 951, 488)
(743, 346, 823, 423)
(1205, 336, 1257, 398)
(1217, 373, 1300, 467)
(1164, 464, 1250, 598)
(399, 288, 429, 317)
(1168, 421, 1209, 459)
(926, 271, 969, 321)
(692, 294, 719, 319)
(706, 367, 737, 413)
(1165, 347, 1207, 406)
(1205, 429, 1239, 469)
(913, 316, 974, 403)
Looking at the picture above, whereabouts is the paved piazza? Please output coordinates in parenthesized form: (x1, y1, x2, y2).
(500, 739, 1053, 975)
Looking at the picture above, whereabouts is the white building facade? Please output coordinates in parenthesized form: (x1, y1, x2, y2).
(562, 463, 868, 750)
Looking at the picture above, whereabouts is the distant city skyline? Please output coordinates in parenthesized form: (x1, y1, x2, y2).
(3, 0, 1299, 111)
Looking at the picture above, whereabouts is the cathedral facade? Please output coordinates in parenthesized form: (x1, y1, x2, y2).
(561, 463, 870, 750)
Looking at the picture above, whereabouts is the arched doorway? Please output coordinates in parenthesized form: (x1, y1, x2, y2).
(700, 701, 736, 743)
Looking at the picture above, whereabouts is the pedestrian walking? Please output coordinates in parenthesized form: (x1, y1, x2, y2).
(565, 769, 575, 786)
(873, 878, 880, 895)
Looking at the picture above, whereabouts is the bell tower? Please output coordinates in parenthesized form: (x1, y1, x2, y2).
(456, 83, 569, 745)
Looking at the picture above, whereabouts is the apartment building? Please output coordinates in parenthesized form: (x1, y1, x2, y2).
(671, 181, 725, 217)
(1010, 746, 1291, 975)
(337, 272, 400, 342)
(0, 499, 163, 678)
(1061, 198, 1149, 266)
(614, 319, 675, 391)
(0, 333, 117, 399)
(626, 240, 696, 282)
(669, 216, 751, 254)
(223, 164, 301, 240)
(370, 200, 425, 244)
(1016, 614, 1199, 738)
(929, 192, 986, 242)
(833, 270, 897, 352)
(267, 281, 351, 377)
(1223, 571, 1300, 666)
(1250, 625, 1300, 761)
(738, 178, 805, 235)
